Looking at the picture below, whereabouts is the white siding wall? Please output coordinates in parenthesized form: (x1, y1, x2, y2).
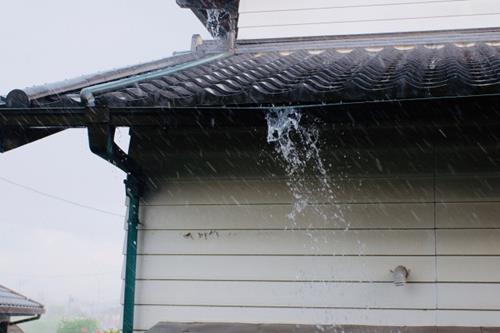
(237, 0, 500, 40)
(127, 126, 500, 331)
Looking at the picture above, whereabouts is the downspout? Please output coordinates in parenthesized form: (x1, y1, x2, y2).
(82, 52, 229, 333)
(87, 123, 142, 333)
(122, 175, 140, 333)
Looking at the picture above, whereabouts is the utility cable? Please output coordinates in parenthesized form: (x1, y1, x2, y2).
(0, 176, 125, 218)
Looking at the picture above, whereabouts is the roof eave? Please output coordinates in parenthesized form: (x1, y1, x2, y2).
(0, 306, 45, 317)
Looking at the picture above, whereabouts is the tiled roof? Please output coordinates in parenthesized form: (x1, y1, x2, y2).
(0, 285, 44, 317)
(27, 41, 500, 108)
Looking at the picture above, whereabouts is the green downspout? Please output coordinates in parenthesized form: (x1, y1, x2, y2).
(82, 52, 231, 333)
(123, 175, 140, 333)
(87, 125, 143, 333)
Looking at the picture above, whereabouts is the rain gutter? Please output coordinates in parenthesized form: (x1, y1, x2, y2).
(83, 52, 230, 333)
(9, 315, 41, 326)
(81, 52, 230, 107)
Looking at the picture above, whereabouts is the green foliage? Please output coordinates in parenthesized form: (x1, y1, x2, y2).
(103, 330, 120, 333)
(57, 318, 99, 333)
(20, 317, 59, 333)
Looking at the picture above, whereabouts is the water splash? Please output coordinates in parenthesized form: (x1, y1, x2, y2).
(206, 9, 223, 38)
(266, 108, 344, 228)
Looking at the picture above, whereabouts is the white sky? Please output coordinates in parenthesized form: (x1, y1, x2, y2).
(0, 0, 208, 308)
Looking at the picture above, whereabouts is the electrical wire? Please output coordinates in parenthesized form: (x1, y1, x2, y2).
(0, 176, 125, 218)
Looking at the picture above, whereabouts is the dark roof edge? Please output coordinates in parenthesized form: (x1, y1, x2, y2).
(236, 27, 500, 53)
(0, 285, 45, 316)
(5, 51, 200, 108)
(0, 305, 45, 317)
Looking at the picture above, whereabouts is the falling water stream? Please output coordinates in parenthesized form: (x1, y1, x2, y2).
(266, 108, 354, 327)
(266, 108, 346, 228)
(206, 9, 224, 38)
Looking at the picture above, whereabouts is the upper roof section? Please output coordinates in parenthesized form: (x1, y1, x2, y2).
(0, 285, 45, 317)
(177, 0, 239, 39)
(237, 0, 500, 41)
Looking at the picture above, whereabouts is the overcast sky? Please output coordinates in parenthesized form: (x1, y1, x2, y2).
(0, 0, 208, 307)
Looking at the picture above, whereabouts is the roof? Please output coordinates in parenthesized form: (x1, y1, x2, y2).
(3, 30, 499, 109)
(91, 41, 500, 107)
(0, 285, 45, 317)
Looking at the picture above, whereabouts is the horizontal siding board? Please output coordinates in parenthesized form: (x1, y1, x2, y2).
(436, 311, 500, 327)
(439, 284, 500, 309)
(133, 308, 500, 330)
(237, 15, 500, 40)
(134, 306, 438, 330)
(436, 176, 500, 202)
(437, 230, 500, 255)
(436, 149, 500, 176)
(133, 255, 436, 282)
(138, 150, 433, 179)
(132, 128, 434, 179)
(237, 0, 500, 39)
(140, 203, 434, 230)
(134, 280, 435, 309)
(143, 323, 486, 333)
(438, 257, 500, 282)
(239, 0, 474, 12)
(131, 255, 500, 283)
(131, 128, 431, 153)
(238, 0, 498, 27)
(135, 230, 435, 256)
(132, 283, 500, 327)
(437, 203, 500, 228)
(142, 178, 434, 205)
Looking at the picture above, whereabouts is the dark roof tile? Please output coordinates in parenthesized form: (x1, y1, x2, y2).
(23, 40, 500, 108)
(0, 285, 44, 317)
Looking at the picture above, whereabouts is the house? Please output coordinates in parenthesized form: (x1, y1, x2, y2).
(0, 285, 44, 333)
(1, 1, 500, 333)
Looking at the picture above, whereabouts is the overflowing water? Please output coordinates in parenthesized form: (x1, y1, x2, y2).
(266, 108, 346, 229)
(266, 108, 352, 325)
(206, 9, 223, 38)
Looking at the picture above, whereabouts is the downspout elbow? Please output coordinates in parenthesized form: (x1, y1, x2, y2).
(87, 124, 143, 182)
(80, 88, 96, 108)
(79, 52, 229, 109)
